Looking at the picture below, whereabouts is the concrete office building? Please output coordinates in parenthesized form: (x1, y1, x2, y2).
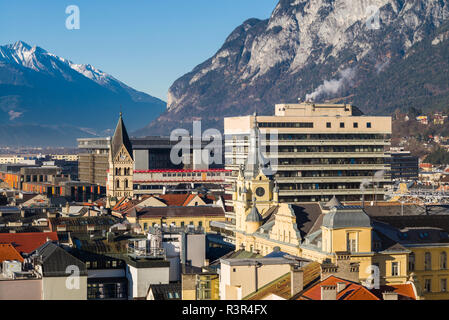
(224, 103, 392, 204)
(78, 137, 211, 187)
(387, 147, 419, 181)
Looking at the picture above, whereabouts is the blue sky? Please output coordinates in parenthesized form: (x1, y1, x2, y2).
(0, 0, 277, 101)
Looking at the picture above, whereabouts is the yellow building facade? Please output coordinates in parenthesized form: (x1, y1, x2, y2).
(233, 164, 449, 299)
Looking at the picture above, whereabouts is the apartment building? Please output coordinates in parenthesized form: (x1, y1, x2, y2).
(224, 103, 392, 204)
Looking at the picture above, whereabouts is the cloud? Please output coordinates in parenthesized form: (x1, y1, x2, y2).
(8, 110, 23, 120)
(305, 67, 356, 102)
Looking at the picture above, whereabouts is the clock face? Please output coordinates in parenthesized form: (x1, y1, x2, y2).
(255, 187, 265, 197)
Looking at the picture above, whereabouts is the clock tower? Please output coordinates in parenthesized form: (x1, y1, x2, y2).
(106, 112, 134, 207)
(233, 114, 279, 242)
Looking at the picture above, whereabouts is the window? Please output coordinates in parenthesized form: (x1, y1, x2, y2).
(346, 233, 357, 252)
(441, 279, 447, 292)
(353, 122, 358, 128)
(409, 252, 415, 271)
(441, 252, 447, 270)
(340, 122, 345, 128)
(425, 279, 432, 293)
(116, 180, 120, 188)
(198, 221, 203, 228)
(143, 223, 148, 230)
(181, 222, 185, 227)
(391, 262, 399, 276)
(367, 122, 372, 128)
(425, 252, 432, 271)
(373, 241, 381, 251)
(233, 268, 236, 272)
(326, 122, 331, 128)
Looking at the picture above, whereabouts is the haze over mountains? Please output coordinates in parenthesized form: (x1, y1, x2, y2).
(139, 0, 449, 135)
(0, 41, 166, 147)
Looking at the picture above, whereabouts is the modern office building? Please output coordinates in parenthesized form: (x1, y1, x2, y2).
(224, 103, 392, 204)
(78, 135, 219, 187)
(387, 148, 419, 181)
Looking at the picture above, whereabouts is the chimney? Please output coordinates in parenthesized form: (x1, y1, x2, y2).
(321, 285, 337, 300)
(382, 292, 399, 300)
(290, 265, 304, 297)
(336, 282, 347, 293)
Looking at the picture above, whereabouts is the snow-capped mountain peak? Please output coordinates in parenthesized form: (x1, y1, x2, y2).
(0, 41, 114, 86)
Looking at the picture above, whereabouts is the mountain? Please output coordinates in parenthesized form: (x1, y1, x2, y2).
(0, 41, 166, 146)
(139, 0, 449, 135)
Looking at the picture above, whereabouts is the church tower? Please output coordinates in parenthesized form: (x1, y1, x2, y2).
(233, 113, 278, 244)
(106, 112, 134, 207)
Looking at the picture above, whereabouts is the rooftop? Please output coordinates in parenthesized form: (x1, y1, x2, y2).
(0, 232, 58, 255)
(0, 243, 24, 263)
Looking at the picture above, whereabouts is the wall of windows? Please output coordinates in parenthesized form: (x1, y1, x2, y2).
(87, 281, 127, 300)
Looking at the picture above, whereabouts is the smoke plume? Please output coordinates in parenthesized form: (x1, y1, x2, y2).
(305, 67, 356, 102)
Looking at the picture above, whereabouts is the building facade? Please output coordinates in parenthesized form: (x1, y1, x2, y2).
(224, 103, 392, 204)
(106, 113, 135, 206)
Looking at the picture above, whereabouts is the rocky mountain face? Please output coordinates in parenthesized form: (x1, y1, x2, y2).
(0, 41, 166, 146)
(140, 0, 449, 135)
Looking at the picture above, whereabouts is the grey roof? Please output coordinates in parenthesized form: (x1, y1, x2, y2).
(322, 206, 371, 229)
(34, 242, 87, 277)
(148, 283, 181, 300)
(324, 196, 342, 209)
(136, 206, 225, 218)
(111, 113, 133, 161)
(246, 204, 262, 222)
(289, 203, 323, 237)
(258, 203, 321, 239)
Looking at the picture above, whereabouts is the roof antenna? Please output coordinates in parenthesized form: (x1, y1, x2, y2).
(120, 105, 123, 117)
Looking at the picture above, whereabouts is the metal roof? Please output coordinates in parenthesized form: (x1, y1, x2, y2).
(322, 206, 371, 229)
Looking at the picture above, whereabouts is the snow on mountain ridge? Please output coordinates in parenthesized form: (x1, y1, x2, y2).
(0, 41, 115, 86)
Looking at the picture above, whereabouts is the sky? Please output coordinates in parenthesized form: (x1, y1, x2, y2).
(0, 0, 278, 101)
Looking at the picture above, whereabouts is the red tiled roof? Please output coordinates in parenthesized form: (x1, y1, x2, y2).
(0, 232, 58, 255)
(420, 163, 433, 168)
(0, 243, 24, 263)
(389, 284, 416, 300)
(371, 284, 417, 300)
(112, 193, 218, 215)
(153, 194, 216, 207)
(297, 276, 380, 300)
(297, 275, 416, 300)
